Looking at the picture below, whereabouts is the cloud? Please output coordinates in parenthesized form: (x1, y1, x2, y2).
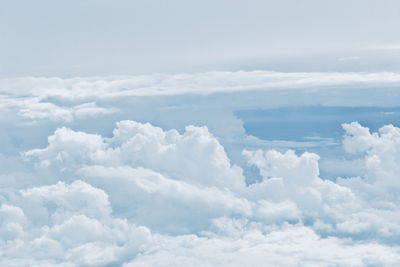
(79, 165, 253, 234)
(25, 120, 246, 191)
(0, 181, 151, 266)
(0, 96, 117, 122)
(23, 120, 400, 240)
(2, 119, 400, 265)
(124, 223, 400, 267)
(243, 124, 400, 243)
(2, 71, 400, 99)
(341, 122, 400, 192)
(1, 71, 400, 123)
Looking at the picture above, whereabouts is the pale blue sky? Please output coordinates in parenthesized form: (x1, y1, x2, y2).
(1, 0, 400, 77)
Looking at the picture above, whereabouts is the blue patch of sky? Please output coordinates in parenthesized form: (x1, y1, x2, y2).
(236, 106, 400, 179)
(236, 106, 400, 142)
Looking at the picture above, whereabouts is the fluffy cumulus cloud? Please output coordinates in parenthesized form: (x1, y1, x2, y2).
(0, 180, 151, 266)
(25, 120, 245, 191)
(0, 119, 394, 265)
(341, 122, 400, 192)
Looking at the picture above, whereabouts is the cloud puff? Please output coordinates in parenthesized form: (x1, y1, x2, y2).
(25, 120, 245, 191)
(341, 122, 400, 193)
(0, 96, 117, 122)
(22, 101, 117, 123)
(0, 181, 151, 266)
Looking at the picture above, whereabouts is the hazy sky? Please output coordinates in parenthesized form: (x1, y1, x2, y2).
(1, 0, 400, 77)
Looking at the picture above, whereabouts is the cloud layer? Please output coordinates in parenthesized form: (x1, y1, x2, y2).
(2, 71, 400, 122)
(0, 119, 398, 265)
(1, 71, 400, 266)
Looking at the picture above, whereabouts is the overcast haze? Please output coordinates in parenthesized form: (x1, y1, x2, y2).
(1, 0, 400, 77)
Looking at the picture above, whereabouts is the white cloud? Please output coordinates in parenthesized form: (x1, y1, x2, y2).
(23, 120, 400, 240)
(1, 96, 117, 122)
(341, 122, 400, 193)
(124, 224, 400, 267)
(82, 165, 254, 234)
(1, 71, 400, 122)
(25, 120, 246, 191)
(2, 119, 400, 265)
(2, 71, 400, 99)
(0, 181, 152, 266)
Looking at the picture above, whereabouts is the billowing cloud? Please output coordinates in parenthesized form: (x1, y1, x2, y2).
(24, 120, 245, 191)
(1, 112, 400, 266)
(339, 122, 400, 208)
(3, 119, 393, 265)
(0, 181, 151, 266)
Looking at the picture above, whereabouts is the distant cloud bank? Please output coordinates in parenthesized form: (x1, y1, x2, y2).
(2, 71, 400, 122)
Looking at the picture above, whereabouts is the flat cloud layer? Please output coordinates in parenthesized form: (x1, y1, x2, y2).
(0, 119, 398, 266)
(3, 71, 400, 98)
(1, 71, 400, 122)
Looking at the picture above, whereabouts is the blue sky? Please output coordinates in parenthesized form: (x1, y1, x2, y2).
(1, 1, 400, 266)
